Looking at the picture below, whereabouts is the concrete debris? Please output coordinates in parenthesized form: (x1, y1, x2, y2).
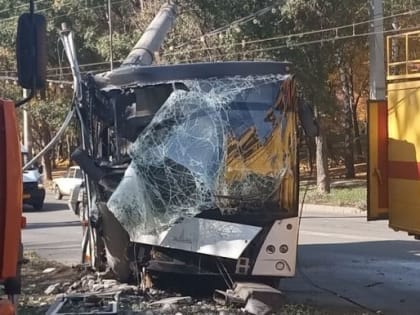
(44, 283, 61, 295)
(64, 273, 141, 295)
(149, 296, 192, 306)
(214, 282, 285, 315)
(42, 267, 56, 273)
(46, 271, 250, 314)
(149, 296, 192, 313)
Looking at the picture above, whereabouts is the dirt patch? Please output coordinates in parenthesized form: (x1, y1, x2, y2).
(19, 252, 89, 315)
(18, 252, 373, 315)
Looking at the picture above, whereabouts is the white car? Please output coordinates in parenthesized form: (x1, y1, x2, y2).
(53, 166, 83, 200)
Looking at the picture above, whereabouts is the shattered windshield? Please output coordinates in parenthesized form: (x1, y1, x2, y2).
(108, 75, 298, 240)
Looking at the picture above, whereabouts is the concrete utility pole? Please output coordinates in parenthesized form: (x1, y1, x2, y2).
(122, 2, 177, 66)
(368, 0, 386, 100)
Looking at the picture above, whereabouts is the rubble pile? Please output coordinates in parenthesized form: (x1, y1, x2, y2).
(44, 271, 245, 314)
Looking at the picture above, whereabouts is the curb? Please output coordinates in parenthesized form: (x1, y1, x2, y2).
(300, 203, 365, 216)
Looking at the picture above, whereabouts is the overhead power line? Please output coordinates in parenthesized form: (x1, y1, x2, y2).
(174, 24, 420, 64)
(0, 0, 49, 15)
(0, 75, 72, 85)
(0, 0, 125, 24)
(163, 8, 420, 58)
(173, 1, 285, 50)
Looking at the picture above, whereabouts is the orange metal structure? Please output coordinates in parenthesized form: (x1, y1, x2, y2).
(0, 300, 15, 315)
(0, 99, 22, 314)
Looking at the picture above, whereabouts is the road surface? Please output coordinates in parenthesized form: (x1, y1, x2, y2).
(22, 192, 81, 265)
(282, 205, 420, 315)
(22, 196, 420, 314)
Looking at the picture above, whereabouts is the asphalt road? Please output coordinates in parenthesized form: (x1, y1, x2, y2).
(22, 192, 81, 265)
(282, 205, 420, 315)
(22, 195, 420, 315)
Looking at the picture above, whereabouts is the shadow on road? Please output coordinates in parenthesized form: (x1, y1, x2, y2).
(282, 240, 420, 315)
(25, 221, 80, 229)
(23, 201, 69, 212)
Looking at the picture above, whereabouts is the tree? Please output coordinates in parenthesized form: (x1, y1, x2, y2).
(0, 0, 418, 184)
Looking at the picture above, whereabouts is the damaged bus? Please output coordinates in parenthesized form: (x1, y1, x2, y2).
(72, 62, 304, 284)
(60, 3, 318, 286)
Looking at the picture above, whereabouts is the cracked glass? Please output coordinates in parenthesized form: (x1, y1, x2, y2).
(107, 74, 298, 241)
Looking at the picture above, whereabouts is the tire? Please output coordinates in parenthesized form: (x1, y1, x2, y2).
(97, 202, 132, 283)
(32, 199, 44, 211)
(54, 185, 63, 200)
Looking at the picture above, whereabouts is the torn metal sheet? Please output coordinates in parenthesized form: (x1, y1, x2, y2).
(107, 74, 298, 253)
(134, 217, 262, 259)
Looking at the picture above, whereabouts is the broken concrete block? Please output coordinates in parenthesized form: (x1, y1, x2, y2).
(44, 283, 60, 295)
(213, 282, 285, 315)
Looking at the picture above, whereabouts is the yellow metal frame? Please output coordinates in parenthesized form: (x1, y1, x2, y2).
(387, 30, 420, 81)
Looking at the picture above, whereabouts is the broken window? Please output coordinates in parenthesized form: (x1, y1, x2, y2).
(107, 74, 298, 241)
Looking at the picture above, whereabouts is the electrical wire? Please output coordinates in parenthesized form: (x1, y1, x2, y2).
(163, 8, 420, 58)
(173, 6, 418, 52)
(1, 4, 417, 77)
(0, 75, 72, 85)
(295, 139, 383, 315)
(173, 0, 285, 50)
(3, 23, 417, 82)
(0, 0, 125, 24)
(172, 24, 420, 64)
(0, 1, 75, 23)
(47, 60, 123, 72)
(0, 0, 48, 15)
(5, 23, 417, 80)
(50, 0, 126, 22)
(23, 106, 75, 171)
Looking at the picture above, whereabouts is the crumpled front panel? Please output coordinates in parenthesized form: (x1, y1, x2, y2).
(107, 75, 297, 241)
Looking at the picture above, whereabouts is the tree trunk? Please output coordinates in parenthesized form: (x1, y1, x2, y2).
(348, 68, 363, 161)
(352, 102, 363, 160)
(315, 132, 330, 194)
(42, 151, 53, 181)
(339, 63, 355, 178)
(305, 135, 316, 174)
(313, 105, 330, 194)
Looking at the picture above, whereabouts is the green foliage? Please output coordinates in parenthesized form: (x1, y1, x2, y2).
(0, 0, 417, 165)
(300, 181, 367, 209)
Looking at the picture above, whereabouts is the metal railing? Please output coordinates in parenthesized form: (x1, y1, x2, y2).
(387, 30, 420, 81)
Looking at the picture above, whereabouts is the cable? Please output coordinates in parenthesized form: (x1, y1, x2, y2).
(3, 24, 418, 80)
(0, 0, 125, 24)
(23, 106, 75, 171)
(172, 24, 420, 64)
(0, 0, 49, 15)
(0, 60, 122, 76)
(0, 1, 75, 23)
(173, 1, 284, 50)
(47, 60, 123, 72)
(295, 140, 383, 315)
(164, 8, 420, 58)
(50, 0, 126, 22)
(6, 22, 417, 78)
